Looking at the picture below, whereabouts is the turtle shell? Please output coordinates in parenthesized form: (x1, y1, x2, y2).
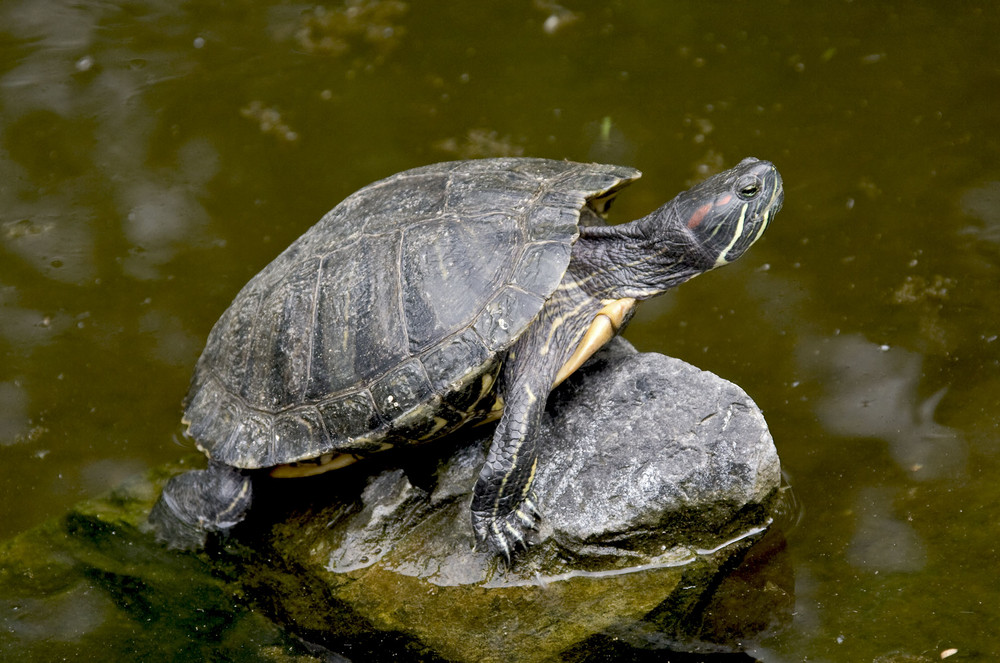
(183, 158, 640, 469)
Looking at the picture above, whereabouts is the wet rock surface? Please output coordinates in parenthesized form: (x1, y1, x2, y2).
(0, 339, 789, 661)
(0, 468, 313, 661)
(229, 339, 786, 661)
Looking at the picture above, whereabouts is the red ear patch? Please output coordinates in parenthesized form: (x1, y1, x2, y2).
(687, 203, 713, 229)
(686, 194, 732, 229)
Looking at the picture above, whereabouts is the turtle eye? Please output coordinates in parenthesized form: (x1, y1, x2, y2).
(738, 181, 760, 199)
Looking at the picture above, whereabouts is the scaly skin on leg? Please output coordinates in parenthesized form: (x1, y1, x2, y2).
(470, 281, 608, 562)
(470, 356, 551, 562)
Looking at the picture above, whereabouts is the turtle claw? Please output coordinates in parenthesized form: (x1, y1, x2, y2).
(473, 497, 541, 564)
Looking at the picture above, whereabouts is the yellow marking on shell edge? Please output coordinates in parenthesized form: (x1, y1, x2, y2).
(552, 297, 636, 388)
(479, 372, 496, 399)
(471, 373, 506, 426)
(270, 452, 362, 478)
(478, 398, 504, 425)
(418, 416, 452, 440)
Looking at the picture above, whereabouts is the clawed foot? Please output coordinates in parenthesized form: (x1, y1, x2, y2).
(472, 496, 541, 564)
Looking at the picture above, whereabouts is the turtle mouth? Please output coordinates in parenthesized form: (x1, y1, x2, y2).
(755, 175, 784, 240)
(769, 172, 785, 214)
(751, 163, 784, 237)
(767, 180, 784, 223)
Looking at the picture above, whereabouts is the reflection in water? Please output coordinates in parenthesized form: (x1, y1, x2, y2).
(434, 127, 526, 159)
(0, 0, 234, 542)
(292, 0, 408, 57)
(0, 298, 70, 354)
(1, 586, 113, 645)
(847, 486, 927, 574)
(575, 528, 794, 658)
(584, 116, 637, 165)
(78, 458, 148, 494)
(961, 180, 1000, 242)
(118, 138, 218, 280)
(800, 334, 965, 480)
(0, 3, 220, 282)
(0, 381, 29, 445)
(138, 309, 201, 368)
(0, 183, 98, 285)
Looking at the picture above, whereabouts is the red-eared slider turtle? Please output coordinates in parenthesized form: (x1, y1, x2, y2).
(148, 157, 784, 560)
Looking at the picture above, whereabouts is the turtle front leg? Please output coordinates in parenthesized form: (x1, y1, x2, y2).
(470, 357, 552, 562)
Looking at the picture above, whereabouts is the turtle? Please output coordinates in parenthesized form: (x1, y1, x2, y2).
(148, 156, 784, 560)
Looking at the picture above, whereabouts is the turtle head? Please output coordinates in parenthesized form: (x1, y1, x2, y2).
(659, 157, 783, 270)
(613, 157, 782, 296)
(574, 157, 783, 299)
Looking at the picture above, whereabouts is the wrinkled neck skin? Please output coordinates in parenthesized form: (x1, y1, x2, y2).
(568, 199, 715, 301)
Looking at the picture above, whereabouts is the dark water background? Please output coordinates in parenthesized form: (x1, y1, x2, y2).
(2, 1, 998, 660)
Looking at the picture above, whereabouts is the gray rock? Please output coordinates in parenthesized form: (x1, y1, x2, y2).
(299, 338, 779, 572)
(538, 339, 779, 558)
(234, 339, 785, 661)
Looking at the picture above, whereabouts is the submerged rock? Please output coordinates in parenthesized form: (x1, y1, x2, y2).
(0, 467, 315, 661)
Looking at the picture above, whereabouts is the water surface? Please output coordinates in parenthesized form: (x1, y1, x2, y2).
(2, 1, 998, 660)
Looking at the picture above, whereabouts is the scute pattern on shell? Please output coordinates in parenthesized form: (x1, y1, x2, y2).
(183, 158, 641, 469)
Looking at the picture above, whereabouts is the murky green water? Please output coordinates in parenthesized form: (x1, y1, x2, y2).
(2, 1, 998, 660)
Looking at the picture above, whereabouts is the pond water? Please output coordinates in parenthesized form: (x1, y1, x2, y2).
(2, 1, 998, 660)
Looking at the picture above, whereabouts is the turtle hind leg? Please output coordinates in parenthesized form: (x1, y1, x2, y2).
(146, 460, 253, 550)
